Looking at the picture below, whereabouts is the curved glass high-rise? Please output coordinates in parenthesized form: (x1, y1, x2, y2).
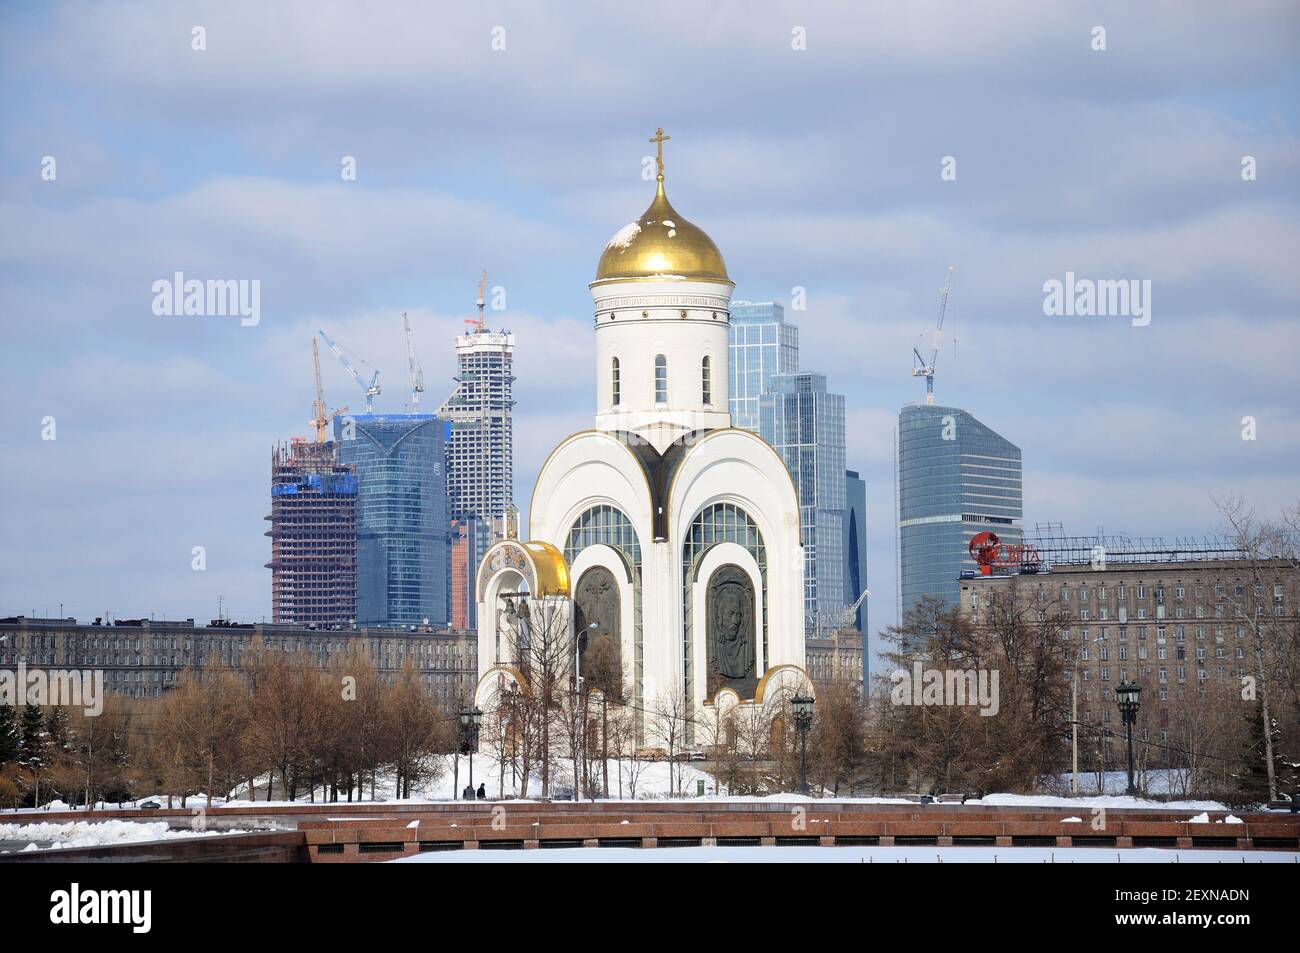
(336, 414, 449, 626)
(898, 403, 1022, 617)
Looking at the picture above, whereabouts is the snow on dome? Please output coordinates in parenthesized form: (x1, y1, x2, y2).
(606, 222, 641, 249)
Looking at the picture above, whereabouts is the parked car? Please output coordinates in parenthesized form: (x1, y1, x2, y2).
(139, 800, 161, 810)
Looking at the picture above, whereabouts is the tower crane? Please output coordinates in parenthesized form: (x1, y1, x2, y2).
(911, 265, 955, 405)
(463, 270, 488, 334)
(310, 338, 349, 443)
(318, 329, 381, 412)
(402, 312, 425, 411)
(841, 588, 871, 627)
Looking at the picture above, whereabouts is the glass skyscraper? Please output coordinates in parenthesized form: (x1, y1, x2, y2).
(897, 402, 1022, 616)
(844, 469, 869, 682)
(335, 414, 449, 626)
(728, 301, 798, 431)
(759, 372, 846, 637)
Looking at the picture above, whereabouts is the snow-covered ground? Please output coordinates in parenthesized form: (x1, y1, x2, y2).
(223, 755, 1229, 810)
(1, 794, 227, 814)
(1, 756, 1237, 814)
(222, 753, 721, 807)
(970, 793, 1228, 811)
(0, 819, 247, 853)
(1050, 770, 1193, 796)
(394, 845, 1299, 864)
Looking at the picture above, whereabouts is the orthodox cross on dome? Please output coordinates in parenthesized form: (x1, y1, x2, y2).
(649, 127, 670, 179)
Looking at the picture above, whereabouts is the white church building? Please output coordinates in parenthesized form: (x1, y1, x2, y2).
(474, 132, 812, 738)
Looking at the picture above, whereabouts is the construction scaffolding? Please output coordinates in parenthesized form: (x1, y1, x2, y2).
(1029, 521, 1247, 569)
(266, 439, 358, 626)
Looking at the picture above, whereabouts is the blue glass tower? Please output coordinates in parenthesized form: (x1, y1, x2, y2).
(897, 403, 1022, 615)
(759, 372, 846, 637)
(335, 414, 449, 626)
(844, 469, 869, 682)
(728, 302, 799, 431)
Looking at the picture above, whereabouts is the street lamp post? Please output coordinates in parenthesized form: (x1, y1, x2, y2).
(790, 695, 815, 796)
(459, 706, 483, 798)
(1072, 633, 1108, 795)
(1115, 682, 1142, 797)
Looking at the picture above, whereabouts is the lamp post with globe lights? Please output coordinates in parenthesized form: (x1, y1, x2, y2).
(459, 706, 483, 797)
(1115, 682, 1142, 796)
(790, 695, 815, 795)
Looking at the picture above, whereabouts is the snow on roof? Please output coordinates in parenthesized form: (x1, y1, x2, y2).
(605, 222, 641, 249)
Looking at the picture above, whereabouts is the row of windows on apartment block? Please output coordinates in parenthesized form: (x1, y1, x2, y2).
(3, 635, 473, 662)
(4, 650, 478, 673)
(95, 672, 473, 700)
(1074, 665, 1256, 687)
(1031, 582, 1288, 604)
(972, 593, 1289, 621)
(1070, 642, 1247, 662)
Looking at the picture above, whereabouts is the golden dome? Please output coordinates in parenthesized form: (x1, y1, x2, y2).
(594, 176, 730, 283)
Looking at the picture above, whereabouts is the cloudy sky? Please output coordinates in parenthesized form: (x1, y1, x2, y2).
(1, 1, 1296, 656)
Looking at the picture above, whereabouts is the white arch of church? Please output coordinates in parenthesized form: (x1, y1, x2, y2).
(478, 566, 529, 670)
(473, 663, 531, 710)
(667, 428, 806, 687)
(529, 430, 654, 545)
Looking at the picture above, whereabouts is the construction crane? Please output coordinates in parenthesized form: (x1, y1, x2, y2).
(463, 270, 488, 334)
(402, 312, 425, 411)
(911, 265, 956, 405)
(841, 588, 871, 627)
(318, 329, 381, 412)
(310, 338, 349, 443)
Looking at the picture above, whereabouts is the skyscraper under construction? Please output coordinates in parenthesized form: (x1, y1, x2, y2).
(266, 439, 358, 626)
(439, 279, 515, 533)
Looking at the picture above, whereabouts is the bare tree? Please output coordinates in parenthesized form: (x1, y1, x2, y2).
(1215, 495, 1300, 801)
(697, 702, 740, 795)
(503, 595, 575, 798)
(733, 701, 776, 794)
(647, 683, 692, 795)
(384, 661, 452, 799)
(1165, 680, 1245, 797)
(243, 643, 318, 801)
(606, 703, 649, 799)
(874, 587, 1070, 796)
(810, 677, 869, 796)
